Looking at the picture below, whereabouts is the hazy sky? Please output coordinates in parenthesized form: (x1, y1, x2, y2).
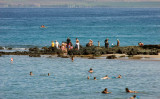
(0, 0, 160, 7)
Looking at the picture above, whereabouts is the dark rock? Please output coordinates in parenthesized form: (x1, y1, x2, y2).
(8, 48, 12, 50)
(107, 51, 114, 54)
(29, 54, 41, 57)
(142, 45, 160, 49)
(106, 55, 117, 59)
(68, 49, 83, 55)
(88, 56, 96, 59)
(29, 47, 39, 52)
(61, 55, 69, 58)
(0, 46, 4, 50)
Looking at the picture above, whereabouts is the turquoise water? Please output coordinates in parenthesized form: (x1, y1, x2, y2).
(0, 55, 160, 99)
(0, 8, 160, 99)
(0, 8, 160, 48)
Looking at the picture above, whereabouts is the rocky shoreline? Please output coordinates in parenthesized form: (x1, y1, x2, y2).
(0, 45, 160, 59)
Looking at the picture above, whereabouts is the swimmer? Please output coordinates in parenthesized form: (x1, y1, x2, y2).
(11, 58, 13, 61)
(87, 76, 90, 79)
(125, 88, 138, 93)
(88, 68, 93, 73)
(101, 75, 110, 79)
(30, 72, 33, 76)
(48, 73, 50, 76)
(117, 75, 122, 78)
(102, 88, 111, 94)
(94, 77, 97, 80)
(41, 25, 45, 28)
(71, 56, 74, 62)
(130, 95, 137, 99)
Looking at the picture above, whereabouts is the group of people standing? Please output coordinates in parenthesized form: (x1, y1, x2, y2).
(51, 37, 120, 52)
(51, 37, 80, 52)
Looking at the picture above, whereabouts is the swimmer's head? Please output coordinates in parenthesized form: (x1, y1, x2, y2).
(90, 68, 92, 70)
(125, 88, 129, 92)
(30, 72, 33, 75)
(48, 73, 50, 76)
(87, 76, 90, 79)
(104, 88, 108, 91)
(133, 95, 136, 98)
(94, 77, 96, 80)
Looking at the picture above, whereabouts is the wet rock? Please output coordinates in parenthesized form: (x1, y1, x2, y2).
(61, 55, 69, 58)
(88, 56, 96, 59)
(29, 54, 41, 57)
(0, 46, 4, 50)
(68, 49, 83, 55)
(142, 45, 160, 49)
(8, 48, 12, 50)
(106, 55, 117, 59)
(29, 47, 40, 52)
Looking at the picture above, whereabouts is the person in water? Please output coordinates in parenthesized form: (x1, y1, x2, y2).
(71, 56, 74, 62)
(130, 95, 137, 99)
(30, 72, 33, 76)
(88, 68, 93, 73)
(41, 25, 45, 28)
(101, 75, 110, 79)
(87, 76, 90, 79)
(117, 75, 122, 78)
(125, 88, 138, 93)
(94, 77, 97, 80)
(102, 88, 111, 94)
(48, 73, 50, 76)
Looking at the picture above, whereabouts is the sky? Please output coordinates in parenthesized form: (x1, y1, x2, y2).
(0, 0, 160, 8)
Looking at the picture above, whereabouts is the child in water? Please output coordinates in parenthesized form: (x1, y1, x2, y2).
(88, 68, 93, 73)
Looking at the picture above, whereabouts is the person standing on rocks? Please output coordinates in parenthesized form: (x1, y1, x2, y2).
(117, 39, 120, 47)
(76, 38, 80, 50)
(98, 41, 100, 47)
(67, 37, 71, 51)
(104, 38, 109, 48)
(55, 40, 59, 49)
(51, 41, 55, 51)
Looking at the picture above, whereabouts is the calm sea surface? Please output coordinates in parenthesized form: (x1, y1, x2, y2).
(0, 55, 160, 99)
(0, 8, 160, 99)
(0, 8, 160, 48)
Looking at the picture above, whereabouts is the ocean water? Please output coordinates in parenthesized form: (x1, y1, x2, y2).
(0, 8, 160, 99)
(0, 8, 160, 48)
(0, 55, 160, 99)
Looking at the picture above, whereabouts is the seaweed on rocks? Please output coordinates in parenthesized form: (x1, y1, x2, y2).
(106, 55, 117, 59)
